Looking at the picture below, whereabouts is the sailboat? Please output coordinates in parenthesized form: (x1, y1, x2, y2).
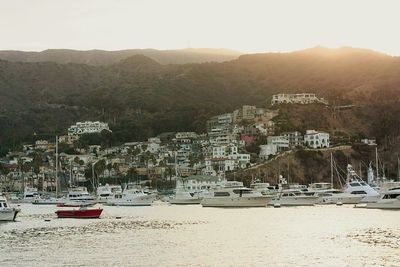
(307, 154, 364, 204)
(33, 135, 65, 205)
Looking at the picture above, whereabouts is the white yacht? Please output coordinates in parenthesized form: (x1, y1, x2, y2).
(96, 184, 122, 203)
(32, 195, 64, 205)
(169, 188, 203, 205)
(67, 186, 96, 202)
(22, 187, 39, 203)
(356, 183, 400, 209)
(250, 181, 278, 196)
(269, 189, 319, 206)
(106, 183, 156, 206)
(308, 183, 364, 204)
(169, 175, 220, 205)
(0, 193, 20, 221)
(267, 176, 319, 206)
(201, 181, 272, 207)
(343, 165, 380, 203)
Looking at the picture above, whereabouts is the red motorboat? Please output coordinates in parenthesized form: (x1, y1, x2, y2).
(55, 207, 103, 219)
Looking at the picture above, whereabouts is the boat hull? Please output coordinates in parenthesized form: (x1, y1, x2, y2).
(0, 209, 20, 221)
(107, 195, 156, 206)
(269, 196, 319, 206)
(55, 208, 103, 218)
(170, 198, 202, 205)
(360, 195, 381, 203)
(357, 199, 400, 209)
(201, 196, 271, 207)
(32, 198, 64, 205)
(318, 195, 363, 205)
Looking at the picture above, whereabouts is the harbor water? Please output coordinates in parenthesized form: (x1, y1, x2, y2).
(1, 204, 399, 266)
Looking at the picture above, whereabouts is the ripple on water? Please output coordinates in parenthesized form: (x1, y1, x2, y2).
(347, 228, 400, 249)
(0, 219, 207, 250)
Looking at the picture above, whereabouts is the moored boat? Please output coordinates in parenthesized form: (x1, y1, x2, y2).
(344, 165, 380, 203)
(96, 184, 122, 203)
(269, 189, 319, 207)
(308, 183, 364, 204)
(55, 207, 103, 219)
(32, 196, 64, 205)
(201, 181, 272, 208)
(106, 183, 156, 206)
(169, 189, 203, 205)
(0, 193, 20, 221)
(67, 186, 96, 202)
(355, 183, 400, 209)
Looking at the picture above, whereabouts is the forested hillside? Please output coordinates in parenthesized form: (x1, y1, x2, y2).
(1, 46, 400, 154)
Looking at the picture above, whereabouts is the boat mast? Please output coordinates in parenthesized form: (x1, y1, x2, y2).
(174, 151, 178, 177)
(397, 155, 400, 181)
(55, 135, 59, 198)
(330, 153, 333, 188)
(70, 160, 73, 187)
(375, 146, 379, 182)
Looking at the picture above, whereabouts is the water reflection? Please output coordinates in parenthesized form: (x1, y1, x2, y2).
(0, 204, 399, 266)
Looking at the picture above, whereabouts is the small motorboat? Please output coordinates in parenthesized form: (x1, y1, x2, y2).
(55, 207, 103, 219)
(0, 193, 20, 221)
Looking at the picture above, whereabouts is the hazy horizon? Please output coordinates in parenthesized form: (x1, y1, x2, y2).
(0, 45, 395, 57)
(2, 0, 400, 55)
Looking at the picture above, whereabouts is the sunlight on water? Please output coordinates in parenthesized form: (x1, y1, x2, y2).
(1, 204, 399, 266)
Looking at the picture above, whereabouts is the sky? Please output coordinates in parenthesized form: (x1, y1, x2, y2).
(1, 0, 400, 55)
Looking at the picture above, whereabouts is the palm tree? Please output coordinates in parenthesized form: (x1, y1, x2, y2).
(32, 152, 43, 190)
(106, 163, 113, 180)
(94, 159, 106, 186)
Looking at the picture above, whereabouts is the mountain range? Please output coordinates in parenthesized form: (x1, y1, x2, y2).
(0, 48, 242, 65)
(1, 46, 400, 154)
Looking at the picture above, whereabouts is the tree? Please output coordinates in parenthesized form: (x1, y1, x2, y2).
(0, 163, 9, 184)
(32, 152, 43, 190)
(94, 159, 106, 185)
(106, 163, 113, 179)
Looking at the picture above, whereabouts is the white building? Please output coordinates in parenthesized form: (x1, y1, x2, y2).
(271, 93, 328, 105)
(229, 153, 251, 169)
(209, 133, 237, 146)
(259, 144, 278, 159)
(68, 121, 111, 136)
(361, 139, 377, 146)
(176, 175, 223, 191)
(35, 140, 49, 151)
(267, 136, 290, 152)
(204, 158, 236, 175)
(282, 131, 304, 148)
(304, 130, 330, 149)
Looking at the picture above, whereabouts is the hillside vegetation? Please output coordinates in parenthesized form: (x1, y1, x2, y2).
(1, 46, 400, 155)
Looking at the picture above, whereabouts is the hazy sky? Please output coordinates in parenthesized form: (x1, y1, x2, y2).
(1, 0, 400, 54)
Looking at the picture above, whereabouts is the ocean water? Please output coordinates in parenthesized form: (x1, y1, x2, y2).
(0, 203, 399, 267)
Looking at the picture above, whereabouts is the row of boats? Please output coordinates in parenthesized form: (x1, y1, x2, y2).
(169, 164, 400, 209)
(1, 164, 399, 222)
